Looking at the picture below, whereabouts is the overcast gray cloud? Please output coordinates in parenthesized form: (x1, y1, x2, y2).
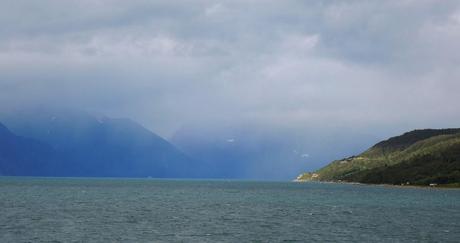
(1, 0, 460, 137)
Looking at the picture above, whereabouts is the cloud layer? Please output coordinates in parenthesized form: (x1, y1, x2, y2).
(1, 0, 460, 137)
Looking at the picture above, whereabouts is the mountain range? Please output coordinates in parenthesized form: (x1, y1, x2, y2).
(296, 128, 460, 187)
(5, 107, 454, 182)
(0, 108, 200, 178)
(0, 107, 383, 179)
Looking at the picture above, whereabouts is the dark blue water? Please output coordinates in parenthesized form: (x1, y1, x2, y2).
(0, 178, 459, 242)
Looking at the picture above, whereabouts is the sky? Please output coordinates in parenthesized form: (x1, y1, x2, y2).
(1, 0, 460, 139)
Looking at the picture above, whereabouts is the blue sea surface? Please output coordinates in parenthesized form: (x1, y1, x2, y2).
(0, 177, 459, 242)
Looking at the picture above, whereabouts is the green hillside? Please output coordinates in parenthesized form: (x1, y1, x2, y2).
(296, 129, 460, 187)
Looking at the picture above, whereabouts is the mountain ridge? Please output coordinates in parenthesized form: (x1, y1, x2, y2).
(0, 108, 202, 178)
(296, 128, 460, 187)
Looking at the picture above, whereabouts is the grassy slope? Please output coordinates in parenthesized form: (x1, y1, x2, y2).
(297, 129, 460, 186)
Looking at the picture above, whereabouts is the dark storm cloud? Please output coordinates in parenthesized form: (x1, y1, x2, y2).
(1, 0, 460, 136)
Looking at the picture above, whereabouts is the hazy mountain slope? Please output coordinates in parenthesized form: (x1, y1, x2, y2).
(171, 124, 378, 179)
(0, 108, 200, 178)
(0, 122, 58, 176)
(297, 129, 460, 186)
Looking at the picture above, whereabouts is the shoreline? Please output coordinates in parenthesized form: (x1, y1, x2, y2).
(294, 179, 460, 190)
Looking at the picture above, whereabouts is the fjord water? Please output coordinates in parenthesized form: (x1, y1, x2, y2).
(0, 178, 459, 242)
